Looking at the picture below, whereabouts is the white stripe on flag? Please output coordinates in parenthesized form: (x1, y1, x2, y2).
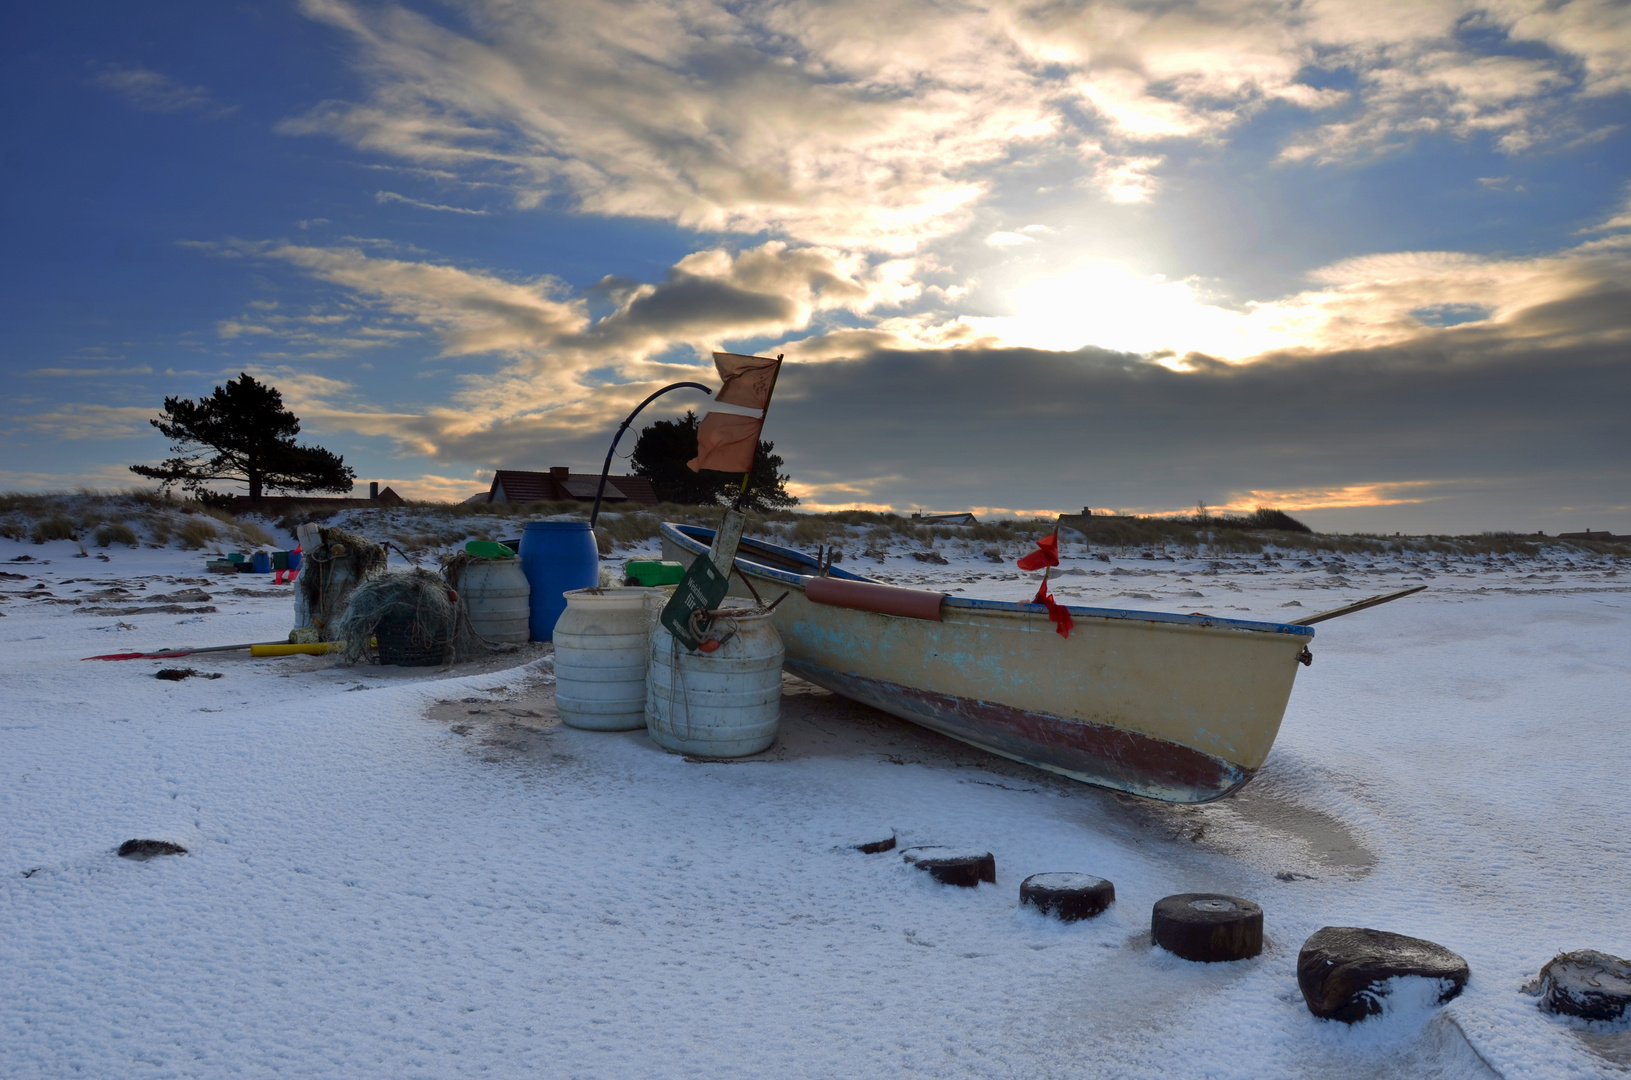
(703, 401, 766, 418)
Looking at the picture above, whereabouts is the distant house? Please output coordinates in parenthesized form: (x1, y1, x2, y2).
(911, 512, 979, 526)
(1558, 529, 1631, 541)
(483, 467, 660, 507)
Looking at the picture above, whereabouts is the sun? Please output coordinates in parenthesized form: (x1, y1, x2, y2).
(969, 262, 1302, 360)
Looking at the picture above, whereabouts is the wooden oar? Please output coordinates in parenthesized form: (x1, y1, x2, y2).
(83, 640, 287, 661)
(1290, 585, 1427, 627)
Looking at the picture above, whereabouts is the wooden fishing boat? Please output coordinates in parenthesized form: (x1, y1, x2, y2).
(661, 522, 1316, 803)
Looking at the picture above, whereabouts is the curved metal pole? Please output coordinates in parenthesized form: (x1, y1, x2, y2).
(589, 381, 713, 530)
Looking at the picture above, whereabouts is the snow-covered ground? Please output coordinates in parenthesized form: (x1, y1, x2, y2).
(2, 533, 1627, 1078)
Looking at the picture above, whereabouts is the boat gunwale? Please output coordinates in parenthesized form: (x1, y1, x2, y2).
(661, 522, 1314, 638)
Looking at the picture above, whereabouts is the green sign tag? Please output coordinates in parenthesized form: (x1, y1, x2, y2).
(660, 553, 730, 651)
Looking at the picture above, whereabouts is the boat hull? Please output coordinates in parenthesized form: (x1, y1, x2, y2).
(786, 660, 1253, 802)
(661, 524, 1312, 803)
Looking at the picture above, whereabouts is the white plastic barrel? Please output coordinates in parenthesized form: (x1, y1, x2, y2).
(459, 559, 531, 644)
(554, 587, 656, 730)
(646, 598, 783, 757)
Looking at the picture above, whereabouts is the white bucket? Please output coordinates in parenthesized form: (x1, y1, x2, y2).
(459, 559, 531, 644)
(555, 587, 656, 730)
(646, 598, 783, 757)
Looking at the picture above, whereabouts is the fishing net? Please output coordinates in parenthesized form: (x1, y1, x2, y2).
(298, 526, 387, 641)
(439, 552, 523, 658)
(335, 567, 457, 666)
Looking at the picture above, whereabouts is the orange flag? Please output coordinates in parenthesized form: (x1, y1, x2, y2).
(712, 351, 780, 410)
(689, 352, 782, 473)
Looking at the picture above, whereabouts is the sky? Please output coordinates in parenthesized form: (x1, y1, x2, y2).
(2, 0, 1628, 533)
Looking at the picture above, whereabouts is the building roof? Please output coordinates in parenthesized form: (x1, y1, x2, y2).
(488, 469, 659, 507)
(1558, 529, 1631, 541)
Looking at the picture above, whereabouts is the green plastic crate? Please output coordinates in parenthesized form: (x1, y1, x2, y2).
(624, 559, 686, 586)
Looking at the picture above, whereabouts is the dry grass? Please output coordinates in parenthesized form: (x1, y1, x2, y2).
(94, 522, 140, 548)
(0, 490, 1625, 564)
(32, 515, 78, 543)
(234, 518, 277, 547)
(175, 518, 219, 549)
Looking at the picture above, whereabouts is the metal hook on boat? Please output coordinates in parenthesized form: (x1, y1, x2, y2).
(1297, 647, 1313, 667)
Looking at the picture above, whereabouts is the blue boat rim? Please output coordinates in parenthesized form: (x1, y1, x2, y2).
(661, 522, 1314, 638)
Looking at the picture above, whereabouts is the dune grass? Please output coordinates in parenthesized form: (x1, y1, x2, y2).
(0, 489, 1624, 564)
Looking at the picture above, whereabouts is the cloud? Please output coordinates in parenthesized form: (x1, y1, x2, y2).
(279, 0, 1176, 248)
(92, 66, 236, 118)
(0, 464, 163, 492)
(371, 471, 494, 501)
(181, 237, 921, 462)
(244, 242, 588, 363)
(280, 0, 1631, 256)
(758, 321, 1631, 529)
(237, 236, 912, 407)
(182, 221, 1630, 530)
(19, 404, 154, 440)
(985, 225, 1055, 249)
(374, 190, 491, 215)
(986, 231, 1038, 249)
(27, 366, 154, 377)
(1183, 481, 1443, 516)
(968, 239, 1631, 359)
(1587, 183, 1631, 232)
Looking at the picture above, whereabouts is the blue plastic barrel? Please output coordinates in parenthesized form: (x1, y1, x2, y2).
(287, 548, 303, 572)
(519, 521, 599, 641)
(251, 551, 272, 574)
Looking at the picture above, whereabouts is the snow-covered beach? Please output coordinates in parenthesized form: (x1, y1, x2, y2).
(3, 531, 1628, 1078)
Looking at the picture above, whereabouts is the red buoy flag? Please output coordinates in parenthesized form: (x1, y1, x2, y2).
(689, 352, 782, 474)
(1016, 530, 1060, 571)
(1019, 527, 1071, 637)
(1033, 579, 1074, 638)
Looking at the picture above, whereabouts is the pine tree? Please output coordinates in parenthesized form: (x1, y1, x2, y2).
(630, 411, 798, 511)
(130, 373, 356, 501)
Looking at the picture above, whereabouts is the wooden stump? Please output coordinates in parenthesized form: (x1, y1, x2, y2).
(855, 834, 896, 854)
(1020, 873, 1115, 921)
(1151, 893, 1263, 962)
(902, 846, 995, 887)
(1297, 927, 1468, 1022)
(1535, 950, 1631, 1022)
(117, 839, 187, 860)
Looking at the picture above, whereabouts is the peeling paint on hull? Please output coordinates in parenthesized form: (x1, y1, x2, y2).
(786, 660, 1253, 803)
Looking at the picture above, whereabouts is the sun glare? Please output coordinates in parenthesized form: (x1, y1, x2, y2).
(970, 263, 1300, 360)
